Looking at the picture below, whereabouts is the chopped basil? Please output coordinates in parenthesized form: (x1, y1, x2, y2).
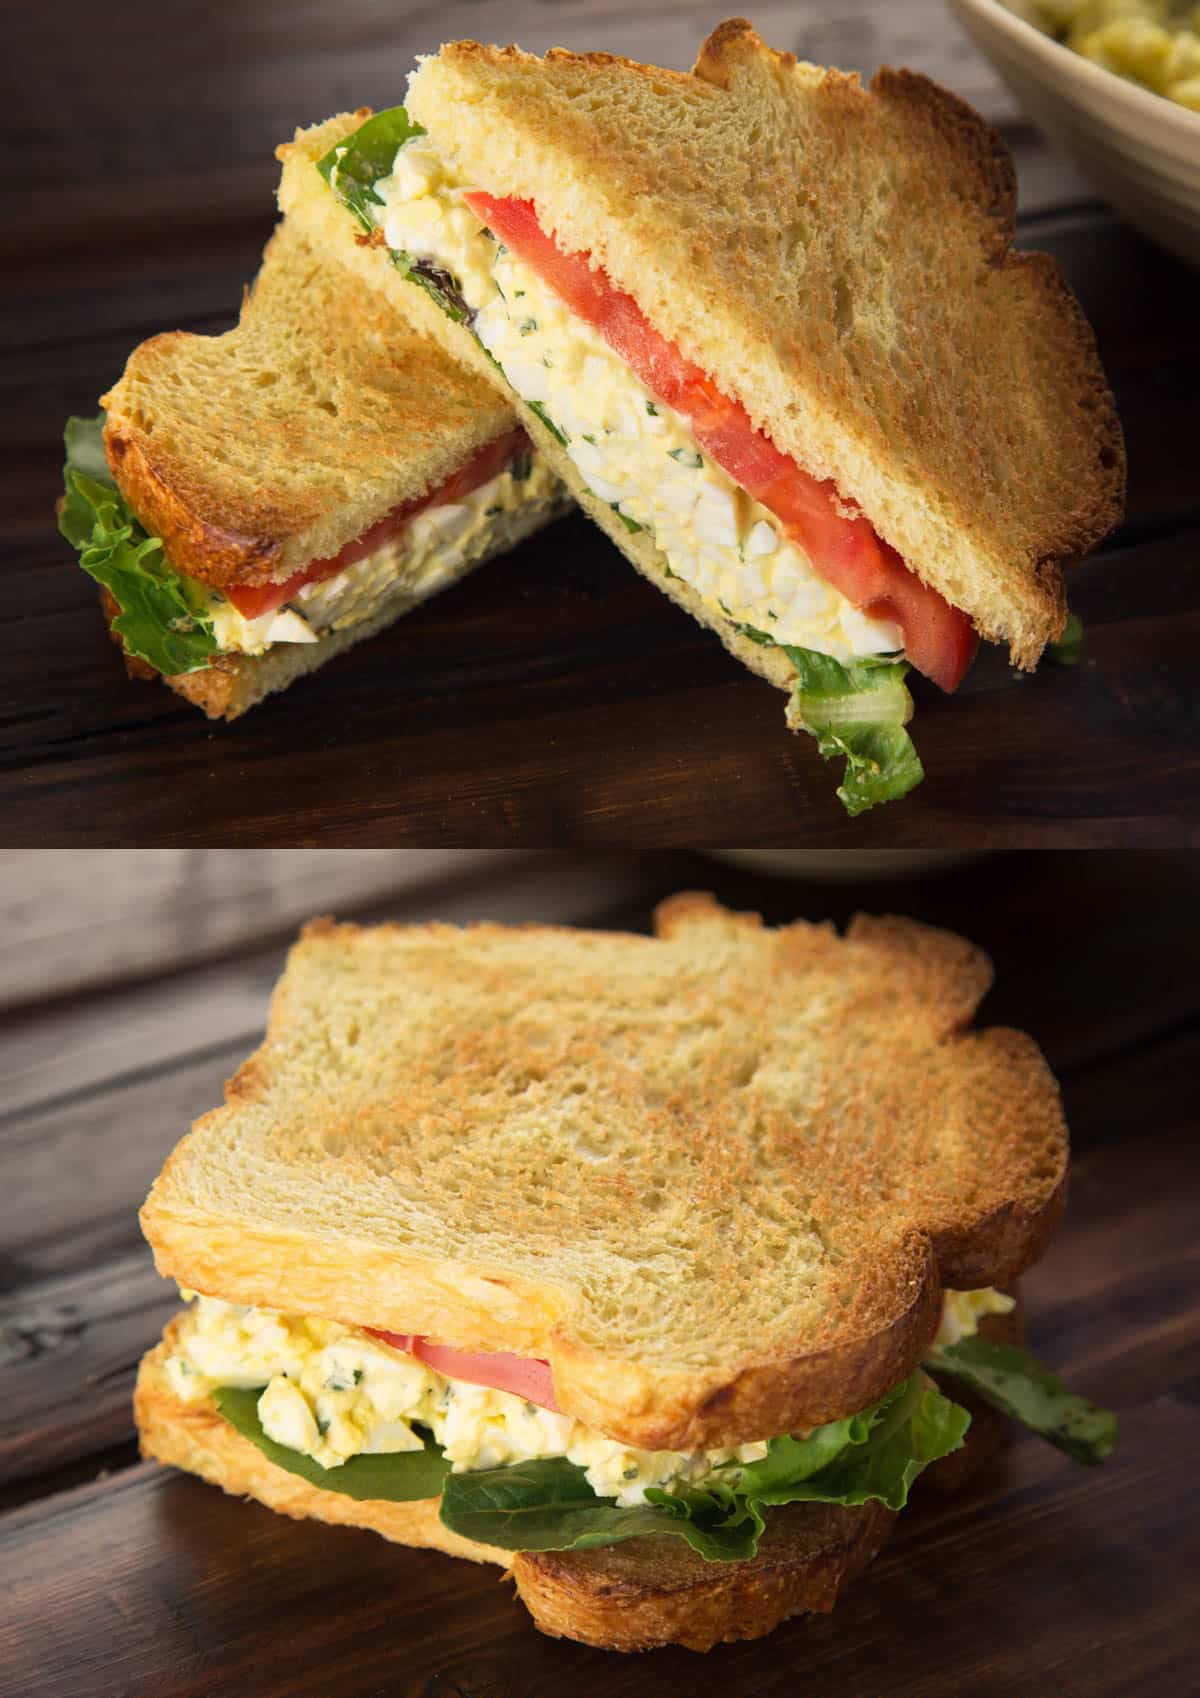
(316, 109, 472, 323)
(527, 400, 568, 446)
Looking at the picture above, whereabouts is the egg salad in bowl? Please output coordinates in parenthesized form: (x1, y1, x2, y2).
(1034, 1, 1200, 110)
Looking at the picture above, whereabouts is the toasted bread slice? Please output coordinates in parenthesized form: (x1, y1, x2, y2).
(140, 896, 1066, 1448)
(135, 1307, 1014, 1652)
(400, 20, 1124, 668)
(101, 205, 520, 593)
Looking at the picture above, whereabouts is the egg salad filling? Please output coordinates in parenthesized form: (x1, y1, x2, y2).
(58, 411, 560, 684)
(201, 457, 559, 657)
(372, 141, 903, 667)
(164, 1286, 1013, 1508)
(1036, 1, 1200, 111)
(165, 1293, 769, 1506)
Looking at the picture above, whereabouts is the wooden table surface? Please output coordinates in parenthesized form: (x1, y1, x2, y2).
(6, 0, 1200, 847)
(1, 848, 1197, 1696)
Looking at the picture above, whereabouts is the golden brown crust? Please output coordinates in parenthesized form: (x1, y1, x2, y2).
(407, 21, 1126, 666)
(141, 899, 1068, 1448)
(101, 420, 285, 589)
(513, 1500, 894, 1652)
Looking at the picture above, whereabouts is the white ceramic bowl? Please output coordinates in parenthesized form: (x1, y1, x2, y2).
(949, 0, 1200, 269)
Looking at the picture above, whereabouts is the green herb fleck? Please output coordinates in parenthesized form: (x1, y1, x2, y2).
(527, 401, 568, 446)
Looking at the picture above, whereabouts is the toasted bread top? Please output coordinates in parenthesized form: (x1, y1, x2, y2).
(407, 19, 1125, 666)
(101, 141, 518, 590)
(140, 895, 1066, 1448)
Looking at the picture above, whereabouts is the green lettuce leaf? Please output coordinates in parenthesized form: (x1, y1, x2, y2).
(317, 108, 472, 324)
(1046, 610, 1085, 667)
(737, 1378, 969, 1511)
(438, 1457, 671, 1551)
(783, 644, 923, 817)
(59, 414, 217, 676)
(642, 1481, 765, 1561)
(924, 1336, 1118, 1465)
(439, 1376, 967, 1562)
(214, 1386, 450, 1500)
(738, 625, 923, 815)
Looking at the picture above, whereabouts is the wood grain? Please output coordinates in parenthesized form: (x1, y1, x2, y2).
(5, 1, 1198, 846)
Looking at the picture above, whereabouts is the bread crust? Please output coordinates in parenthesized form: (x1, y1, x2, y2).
(406, 20, 1126, 666)
(514, 1499, 894, 1652)
(135, 1304, 1014, 1654)
(141, 899, 1068, 1447)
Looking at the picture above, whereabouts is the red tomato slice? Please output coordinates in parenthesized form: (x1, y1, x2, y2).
(464, 192, 977, 692)
(226, 427, 528, 621)
(368, 1329, 561, 1412)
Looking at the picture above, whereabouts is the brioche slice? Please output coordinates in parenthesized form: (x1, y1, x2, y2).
(88, 209, 566, 718)
(141, 895, 1066, 1449)
(102, 208, 520, 593)
(399, 19, 1124, 668)
(135, 1306, 1015, 1653)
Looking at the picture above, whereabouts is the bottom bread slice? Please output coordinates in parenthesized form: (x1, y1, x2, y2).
(134, 1316, 1010, 1652)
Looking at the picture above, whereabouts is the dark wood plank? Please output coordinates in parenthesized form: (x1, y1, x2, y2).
(2, 1126, 1194, 1698)
(6, 2, 1197, 847)
(0, 849, 530, 1009)
(5, 517, 1199, 846)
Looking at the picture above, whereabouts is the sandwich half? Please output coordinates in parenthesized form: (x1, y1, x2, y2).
(136, 896, 1116, 1652)
(281, 18, 1125, 810)
(59, 213, 566, 720)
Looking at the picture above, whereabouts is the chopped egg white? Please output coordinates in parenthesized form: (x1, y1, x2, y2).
(201, 457, 558, 656)
(374, 141, 903, 665)
(933, 1287, 1016, 1349)
(166, 1287, 1012, 1503)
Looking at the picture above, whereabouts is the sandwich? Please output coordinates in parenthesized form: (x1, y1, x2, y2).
(59, 213, 566, 720)
(135, 896, 1116, 1653)
(280, 18, 1125, 811)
